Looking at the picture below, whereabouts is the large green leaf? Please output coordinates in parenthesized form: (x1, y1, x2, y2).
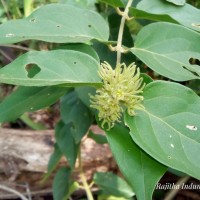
(0, 50, 101, 86)
(125, 81, 200, 180)
(131, 0, 200, 32)
(99, 0, 124, 7)
(43, 143, 63, 182)
(0, 4, 109, 44)
(165, 0, 185, 6)
(131, 22, 200, 81)
(61, 91, 92, 143)
(129, 7, 176, 24)
(55, 122, 79, 169)
(53, 167, 71, 200)
(105, 124, 167, 200)
(0, 86, 67, 122)
(75, 86, 96, 107)
(57, 44, 100, 62)
(94, 172, 135, 198)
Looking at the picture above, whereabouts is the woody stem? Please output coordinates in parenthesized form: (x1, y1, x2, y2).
(116, 0, 133, 65)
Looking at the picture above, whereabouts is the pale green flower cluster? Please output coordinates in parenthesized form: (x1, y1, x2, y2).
(90, 61, 145, 130)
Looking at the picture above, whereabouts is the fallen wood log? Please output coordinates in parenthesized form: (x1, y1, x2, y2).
(0, 127, 114, 178)
(0, 127, 116, 199)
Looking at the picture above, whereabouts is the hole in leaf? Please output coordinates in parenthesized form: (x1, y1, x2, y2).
(189, 58, 200, 66)
(30, 18, 36, 23)
(5, 33, 15, 37)
(25, 63, 41, 78)
(186, 125, 198, 131)
(88, 24, 92, 28)
(182, 66, 200, 77)
(192, 23, 200, 28)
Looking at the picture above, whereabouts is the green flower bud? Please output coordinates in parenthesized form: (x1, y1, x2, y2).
(90, 61, 145, 130)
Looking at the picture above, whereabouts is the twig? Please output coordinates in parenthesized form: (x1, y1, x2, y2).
(0, 49, 13, 61)
(0, 188, 52, 199)
(0, 44, 34, 51)
(164, 176, 190, 200)
(116, 0, 133, 65)
(0, 0, 11, 19)
(0, 184, 29, 200)
(25, 183, 32, 200)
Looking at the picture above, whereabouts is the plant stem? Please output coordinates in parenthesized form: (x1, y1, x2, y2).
(0, 49, 13, 61)
(78, 148, 94, 200)
(0, 184, 29, 200)
(20, 114, 46, 130)
(1, 0, 11, 19)
(164, 176, 190, 200)
(116, 0, 133, 65)
(0, 44, 34, 51)
(24, 0, 34, 17)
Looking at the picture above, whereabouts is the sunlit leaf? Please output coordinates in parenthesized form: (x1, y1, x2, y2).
(0, 4, 109, 43)
(125, 81, 200, 180)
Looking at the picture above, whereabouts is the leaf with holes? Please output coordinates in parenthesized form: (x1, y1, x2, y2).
(0, 86, 68, 122)
(130, 0, 200, 32)
(104, 124, 167, 200)
(57, 44, 100, 62)
(131, 22, 200, 81)
(0, 50, 101, 86)
(0, 4, 109, 43)
(125, 81, 200, 180)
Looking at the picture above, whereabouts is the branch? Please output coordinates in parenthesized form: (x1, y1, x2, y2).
(0, 184, 29, 200)
(164, 176, 190, 200)
(116, 0, 133, 65)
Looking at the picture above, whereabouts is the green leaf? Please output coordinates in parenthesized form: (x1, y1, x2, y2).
(61, 91, 92, 143)
(43, 143, 63, 182)
(60, 0, 96, 10)
(131, 22, 200, 81)
(98, 195, 130, 200)
(68, 181, 80, 197)
(94, 172, 135, 198)
(53, 167, 71, 200)
(20, 113, 46, 130)
(125, 81, 200, 180)
(105, 124, 167, 200)
(165, 0, 185, 6)
(99, 0, 124, 7)
(129, 7, 176, 24)
(0, 50, 101, 86)
(88, 131, 107, 144)
(55, 121, 79, 169)
(131, 0, 200, 32)
(57, 44, 100, 62)
(0, 4, 109, 44)
(141, 73, 153, 85)
(0, 86, 67, 122)
(75, 86, 96, 107)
